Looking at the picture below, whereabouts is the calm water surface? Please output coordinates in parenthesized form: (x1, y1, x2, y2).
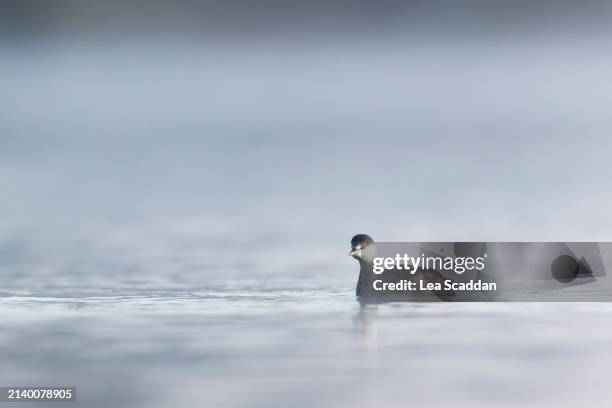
(0, 293, 610, 407)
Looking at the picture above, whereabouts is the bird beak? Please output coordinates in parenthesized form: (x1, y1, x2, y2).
(349, 249, 362, 257)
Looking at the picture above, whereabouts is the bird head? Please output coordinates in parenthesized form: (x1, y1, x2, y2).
(349, 234, 374, 259)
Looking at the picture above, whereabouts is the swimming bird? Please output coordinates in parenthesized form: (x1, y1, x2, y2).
(349, 234, 376, 297)
(349, 234, 454, 302)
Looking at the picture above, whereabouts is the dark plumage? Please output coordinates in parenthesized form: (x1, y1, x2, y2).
(349, 234, 454, 302)
(350, 234, 373, 252)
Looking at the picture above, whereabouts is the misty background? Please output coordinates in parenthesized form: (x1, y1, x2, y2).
(2, 2, 612, 407)
(2, 0, 612, 293)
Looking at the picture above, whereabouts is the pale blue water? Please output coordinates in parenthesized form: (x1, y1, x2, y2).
(2, 38, 612, 406)
(1, 296, 611, 407)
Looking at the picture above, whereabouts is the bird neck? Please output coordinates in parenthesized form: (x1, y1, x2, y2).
(356, 259, 374, 296)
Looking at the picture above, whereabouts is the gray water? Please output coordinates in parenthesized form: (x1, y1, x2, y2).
(3, 35, 612, 406)
(1, 297, 612, 407)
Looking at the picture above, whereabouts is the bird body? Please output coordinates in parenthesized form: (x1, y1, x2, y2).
(349, 234, 491, 302)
